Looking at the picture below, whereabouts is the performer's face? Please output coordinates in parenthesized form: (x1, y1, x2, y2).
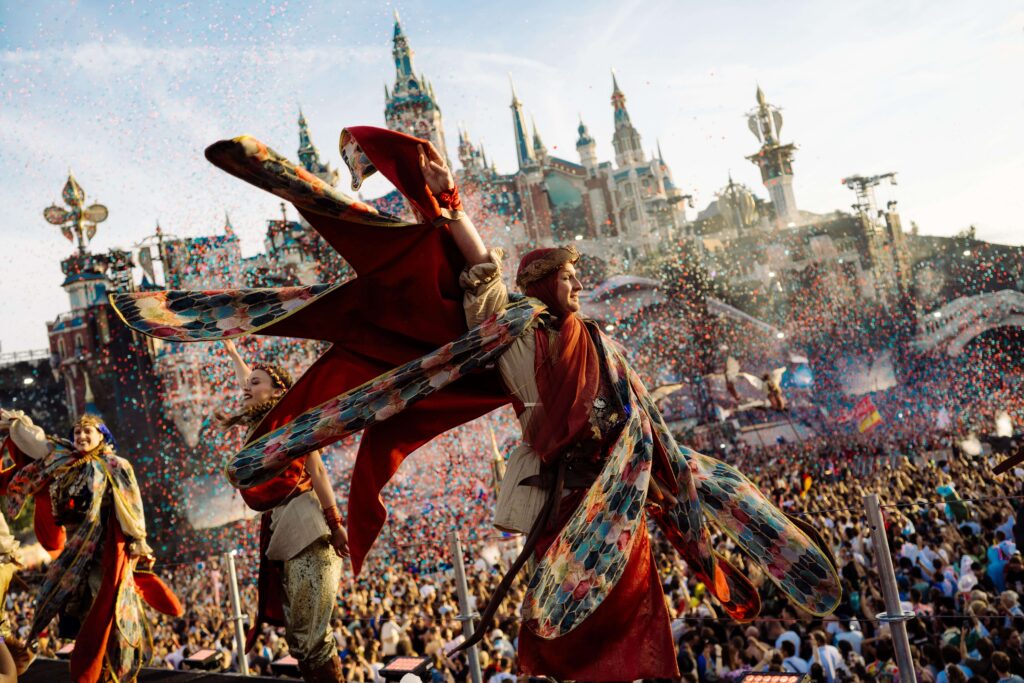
(555, 264, 583, 313)
(243, 369, 282, 408)
(73, 424, 104, 453)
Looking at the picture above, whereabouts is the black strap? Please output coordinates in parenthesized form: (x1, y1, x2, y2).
(455, 459, 566, 654)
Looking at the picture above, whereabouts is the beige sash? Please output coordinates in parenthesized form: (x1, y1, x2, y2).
(266, 490, 330, 561)
(493, 444, 546, 535)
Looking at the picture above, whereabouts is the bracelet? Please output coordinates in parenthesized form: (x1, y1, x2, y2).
(435, 186, 463, 212)
(323, 505, 343, 531)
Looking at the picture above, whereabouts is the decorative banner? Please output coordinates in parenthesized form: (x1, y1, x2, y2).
(851, 396, 883, 433)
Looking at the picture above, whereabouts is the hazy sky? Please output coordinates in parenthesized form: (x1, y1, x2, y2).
(1, 0, 1021, 352)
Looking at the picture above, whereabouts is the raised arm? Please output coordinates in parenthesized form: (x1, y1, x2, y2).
(418, 143, 489, 266)
(0, 409, 51, 460)
(221, 339, 252, 389)
(305, 449, 349, 559)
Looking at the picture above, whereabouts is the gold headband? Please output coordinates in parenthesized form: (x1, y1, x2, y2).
(74, 414, 105, 430)
(515, 245, 581, 289)
(252, 363, 293, 390)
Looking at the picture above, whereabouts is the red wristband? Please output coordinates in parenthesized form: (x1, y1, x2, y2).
(323, 505, 343, 531)
(435, 186, 463, 212)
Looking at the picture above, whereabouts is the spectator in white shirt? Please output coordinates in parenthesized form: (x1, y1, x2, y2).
(380, 612, 402, 657)
(811, 631, 847, 683)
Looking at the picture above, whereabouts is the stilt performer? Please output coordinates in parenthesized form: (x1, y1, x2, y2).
(0, 409, 182, 683)
(110, 126, 840, 680)
(216, 339, 348, 682)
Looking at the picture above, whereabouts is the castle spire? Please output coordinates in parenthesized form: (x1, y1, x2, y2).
(392, 10, 415, 79)
(610, 70, 643, 167)
(509, 75, 536, 170)
(531, 115, 546, 159)
(297, 108, 324, 173)
(296, 109, 339, 187)
(385, 10, 448, 161)
(576, 114, 597, 170)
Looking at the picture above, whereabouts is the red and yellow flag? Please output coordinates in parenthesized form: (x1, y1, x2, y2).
(851, 396, 883, 433)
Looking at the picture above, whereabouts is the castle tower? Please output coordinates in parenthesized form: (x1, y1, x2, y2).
(384, 11, 448, 161)
(297, 109, 339, 187)
(610, 70, 644, 167)
(456, 125, 492, 180)
(745, 85, 798, 227)
(576, 115, 598, 172)
(509, 76, 536, 170)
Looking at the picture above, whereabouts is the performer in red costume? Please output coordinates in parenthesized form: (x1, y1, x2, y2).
(217, 340, 348, 683)
(416, 144, 693, 679)
(111, 126, 840, 682)
(0, 409, 182, 683)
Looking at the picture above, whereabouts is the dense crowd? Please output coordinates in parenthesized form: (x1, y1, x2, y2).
(4, 401, 1023, 682)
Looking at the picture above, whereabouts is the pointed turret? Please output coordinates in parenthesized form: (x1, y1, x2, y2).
(576, 115, 597, 170)
(224, 211, 235, 235)
(457, 124, 482, 173)
(296, 108, 319, 168)
(296, 108, 338, 187)
(531, 116, 547, 163)
(392, 10, 415, 81)
(509, 75, 536, 170)
(610, 70, 644, 167)
(385, 10, 448, 160)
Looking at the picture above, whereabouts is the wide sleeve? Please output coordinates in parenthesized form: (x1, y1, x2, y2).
(460, 248, 509, 328)
(107, 457, 152, 555)
(1, 410, 50, 460)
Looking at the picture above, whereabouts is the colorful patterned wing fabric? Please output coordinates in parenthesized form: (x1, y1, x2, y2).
(110, 285, 340, 342)
(636, 376, 842, 616)
(204, 135, 412, 230)
(30, 453, 108, 639)
(522, 341, 654, 638)
(521, 334, 841, 639)
(227, 298, 544, 489)
(687, 449, 841, 615)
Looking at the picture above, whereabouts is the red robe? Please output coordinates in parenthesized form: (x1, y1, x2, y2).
(519, 489, 678, 680)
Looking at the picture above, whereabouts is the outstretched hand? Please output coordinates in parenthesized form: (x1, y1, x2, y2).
(418, 143, 454, 196)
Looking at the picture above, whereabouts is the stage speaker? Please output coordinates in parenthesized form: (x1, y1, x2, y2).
(182, 648, 221, 671)
(270, 654, 300, 678)
(55, 643, 74, 660)
(380, 655, 432, 681)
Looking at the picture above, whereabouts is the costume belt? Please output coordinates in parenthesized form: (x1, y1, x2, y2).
(458, 446, 609, 654)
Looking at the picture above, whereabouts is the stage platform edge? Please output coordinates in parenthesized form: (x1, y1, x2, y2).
(22, 657, 286, 682)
